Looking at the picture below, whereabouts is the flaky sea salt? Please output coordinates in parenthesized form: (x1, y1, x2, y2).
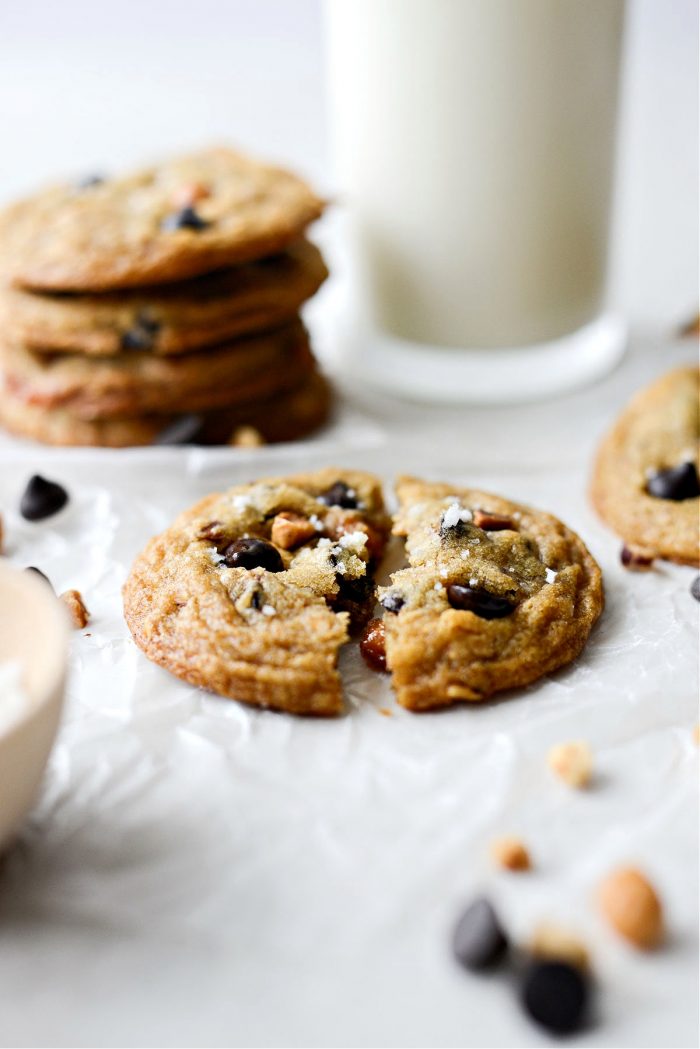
(545, 567, 558, 584)
(441, 502, 473, 530)
(261, 605, 277, 617)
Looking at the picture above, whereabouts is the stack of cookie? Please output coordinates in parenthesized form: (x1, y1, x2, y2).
(0, 148, 331, 446)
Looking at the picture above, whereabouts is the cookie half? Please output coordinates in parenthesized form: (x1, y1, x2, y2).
(0, 147, 325, 291)
(0, 239, 328, 356)
(378, 477, 604, 710)
(591, 367, 700, 565)
(0, 319, 313, 419)
(123, 469, 390, 715)
(0, 369, 332, 447)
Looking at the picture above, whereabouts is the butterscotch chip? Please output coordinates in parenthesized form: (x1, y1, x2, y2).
(229, 425, 265, 448)
(60, 589, 90, 629)
(490, 836, 531, 871)
(529, 923, 590, 971)
(548, 740, 593, 788)
(597, 867, 664, 949)
(270, 512, 317, 551)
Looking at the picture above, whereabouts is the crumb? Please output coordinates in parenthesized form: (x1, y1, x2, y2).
(60, 589, 90, 629)
(528, 923, 590, 971)
(548, 740, 593, 788)
(228, 425, 265, 448)
(597, 867, 663, 949)
(490, 836, 531, 871)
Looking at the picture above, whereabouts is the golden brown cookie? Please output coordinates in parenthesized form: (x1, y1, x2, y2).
(123, 470, 390, 715)
(0, 240, 328, 356)
(591, 367, 700, 565)
(0, 147, 325, 291)
(378, 477, 604, 710)
(0, 320, 313, 419)
(0, 369, 332, 447)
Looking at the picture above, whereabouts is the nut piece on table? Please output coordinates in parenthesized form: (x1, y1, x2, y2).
(270, 512, 317, 551)
(60, 589, 90, 629)
(597, 867, 664, 949)
(528, 922, 590, 972)
(228, 425, 265, 448)
(548, 740, 593, 788)
(490, 836, 531, 871)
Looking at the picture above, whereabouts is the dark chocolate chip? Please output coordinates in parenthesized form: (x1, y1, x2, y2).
(446, 584, 516, 619)
(318, 481, 359, 509)
(452, 897, 508, 971)
(25, 566, 53, 591)
(154, 414, 204, 446)
(121, 326, 155, 351)
(646, 461, 700, 501)
(222, 537, 284, 573)
(691, 576, 700, 602)
(20, 475, 69, 521)
(336, 571, 373, 603)
(521, 960, 589, 1035)
(380, 591, 405, 614)
(161, 206, 210, 232)
(76, 174, 105, 189)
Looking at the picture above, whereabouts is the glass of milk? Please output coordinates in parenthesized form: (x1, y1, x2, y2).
(325, 0, 627, 402)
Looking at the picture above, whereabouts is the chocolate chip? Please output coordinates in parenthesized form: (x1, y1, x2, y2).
(359, 618, 387, 672)
(336, 572, 373, 603)
(161, 206, 210, 232)
(318, 481, 359, 509)
(521, 960, 589, 1035)
(452, 897, 508, 971)
(646, 461, 700, 501)
(691, 576, 700, 602)
(20, 475, 69, 521)
(446, 584, 516, 619)
(76, 174, 105, 189)
(154, 414, 204, 446)
(222, 537, 284, 573)
(620, 545, 654, 570)
(121, 313, 160, 351)
(380, 591, 405, 614)
(25, 566, 53, 591)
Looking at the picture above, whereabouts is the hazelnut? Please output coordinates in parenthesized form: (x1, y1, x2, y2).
(359, 618, 387, 672)
(490, 836, 531, 871)
(60, 589, 89, 629)
(597, 867, 663, 949)
(270, 512, 316, 551)
(529, 923, 590, 971)
(548, 740, 593, 788)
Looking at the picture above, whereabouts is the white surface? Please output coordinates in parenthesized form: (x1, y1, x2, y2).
(0, 332, 698, 1049)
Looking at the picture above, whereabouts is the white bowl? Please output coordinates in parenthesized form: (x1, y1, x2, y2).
(0, 560, 68, 852)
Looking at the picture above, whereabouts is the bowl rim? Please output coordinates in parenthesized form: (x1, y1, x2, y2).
(0, 560, 69, 742)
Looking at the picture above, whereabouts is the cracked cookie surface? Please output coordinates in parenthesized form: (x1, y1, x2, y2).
(123, 469, 389, 715)
(591, 367, 700, 565)
(0, 147, 324, 291)
(378, 477, 604, 710)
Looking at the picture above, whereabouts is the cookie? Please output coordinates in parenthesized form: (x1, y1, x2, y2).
(591, 367, 699, 565)
(1, 320, 313, 419)
(0, 239, 328, 356)
(123, 470, 390, 715)
(378, 477, 604, 710)
(0, 147, 325, 291)
(0, 370, 332, 447)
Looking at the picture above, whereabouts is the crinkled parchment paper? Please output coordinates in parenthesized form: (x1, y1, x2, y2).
(0, 333, 697, 1048)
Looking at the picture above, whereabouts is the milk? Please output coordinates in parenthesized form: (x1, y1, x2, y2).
(326, 0, 625, 350)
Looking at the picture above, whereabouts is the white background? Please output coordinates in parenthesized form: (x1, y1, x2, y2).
(0, 4, 698, 1049)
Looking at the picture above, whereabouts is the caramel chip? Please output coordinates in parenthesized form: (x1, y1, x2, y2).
(490, 836, 531, 871)
(597, 867, 663, 949)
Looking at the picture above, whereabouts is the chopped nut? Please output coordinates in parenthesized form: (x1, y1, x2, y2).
(170, 181, 211, 208)
(597, 867, 664, 949)
(197, 520, 228, 545)
(60, 589, 89, 629)
(548, 740, 593, 788)
(529, 923, 590, 971)
(270, 512, 316, 551)
(490, 836, 531, 871)
(473, 509, 516, 531)
(229, 425, 265, 448)
(620, 544, 654, 571)
(359, 617, 387, 672)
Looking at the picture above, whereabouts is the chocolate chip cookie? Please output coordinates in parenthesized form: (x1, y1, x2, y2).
(0, 147, 325, 291)
(378, 477, 604, 710)
(0, 239, 327, 356)
(0, 369, 332, 447)
(1, 320, 313, 419)
(123, 469, 390, 715)
(591, 367, 700, 565)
